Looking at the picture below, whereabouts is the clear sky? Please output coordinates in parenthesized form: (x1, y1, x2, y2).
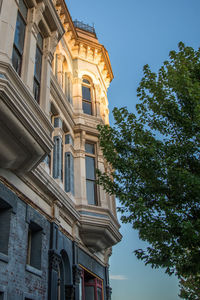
(67, 1, 200, 299)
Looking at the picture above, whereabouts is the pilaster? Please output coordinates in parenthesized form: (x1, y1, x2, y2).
(74, 131, 87, 205)
(73, 264, 82, 300)
(73, 76, 83, 113)
(0, 0, 18, 63)
(22, 6, 37, 91)
(94, 83, 101, 117)
(40, 31, 59, 117)
(57, 53, 64, 87)
(97, 152, 108, 208)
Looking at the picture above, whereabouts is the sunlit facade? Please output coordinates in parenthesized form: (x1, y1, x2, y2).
(0, 0, 121, 299)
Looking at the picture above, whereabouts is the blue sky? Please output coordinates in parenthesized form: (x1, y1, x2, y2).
(67, 0, 200, 299)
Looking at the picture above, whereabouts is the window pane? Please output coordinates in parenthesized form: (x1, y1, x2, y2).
(83, 78, 90, 84)
(33, 78, 40, 102)
(30, 230, 42, 269)
(85, 143, 94, 154)
(0, 0, 3, 14)
(83, 101, 92, 115)
(34, 46, 42, 82)
(86, 180, 96, 205)
(0, 206, 11, 255)
(12, 47, 22, 74)
(86, 156, 95, 180)
(85, 286, 95, 300)
(82, 86, 91, 101)
(14, 13, 26, 55)
(19, 0, 28, 20)
(37, 32, 43, 50)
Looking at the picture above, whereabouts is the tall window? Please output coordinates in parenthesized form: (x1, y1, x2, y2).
(53, 135, 63, 181)
(80, 268, 103, 300)
(27, 222, 42, 270)
(0, 0, 3, 14)
(82, 78, 92, 115)
(12, 0, 28, 75)
(65, 152, 74, 195)
(33, 32, 43, 102)
(0, 200, 12, 256)
(85, 143, 97, 205)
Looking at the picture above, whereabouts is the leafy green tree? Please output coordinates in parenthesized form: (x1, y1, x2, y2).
(97, 43, 200, 283)
(179, 275, 200, 299)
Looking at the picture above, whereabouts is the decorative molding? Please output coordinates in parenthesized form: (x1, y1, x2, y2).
(50, 31, 59, 54)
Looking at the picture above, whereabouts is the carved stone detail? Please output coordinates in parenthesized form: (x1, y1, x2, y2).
(49, 250, 61, 272)
(73, 264, 82, 284)
(50, 31, 59, 54)
(34, 3, 45, 26)
(104, 247, 112, 264)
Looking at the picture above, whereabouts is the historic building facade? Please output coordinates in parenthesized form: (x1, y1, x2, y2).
(0, 0, 122, 299)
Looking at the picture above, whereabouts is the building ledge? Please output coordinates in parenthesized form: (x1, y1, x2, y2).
(77, 205, 122, 252)
(30, 164, 80, 222)
(26, 264, 42, 277)
(0, 252, 8, 263)
(0, 62, 54, 172)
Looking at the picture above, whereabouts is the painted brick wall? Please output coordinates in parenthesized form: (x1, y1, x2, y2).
(0, 184, 50, 300)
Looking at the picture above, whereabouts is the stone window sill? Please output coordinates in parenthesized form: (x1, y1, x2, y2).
(26, 264, 42, 277)
(0, 252, 8, 263)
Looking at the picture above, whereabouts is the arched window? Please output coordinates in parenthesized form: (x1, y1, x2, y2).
(82, 78, 92, 115)
(57, 251, 72, 300)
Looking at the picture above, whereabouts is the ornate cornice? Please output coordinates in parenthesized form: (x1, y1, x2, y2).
(52, 0, 113, 89)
